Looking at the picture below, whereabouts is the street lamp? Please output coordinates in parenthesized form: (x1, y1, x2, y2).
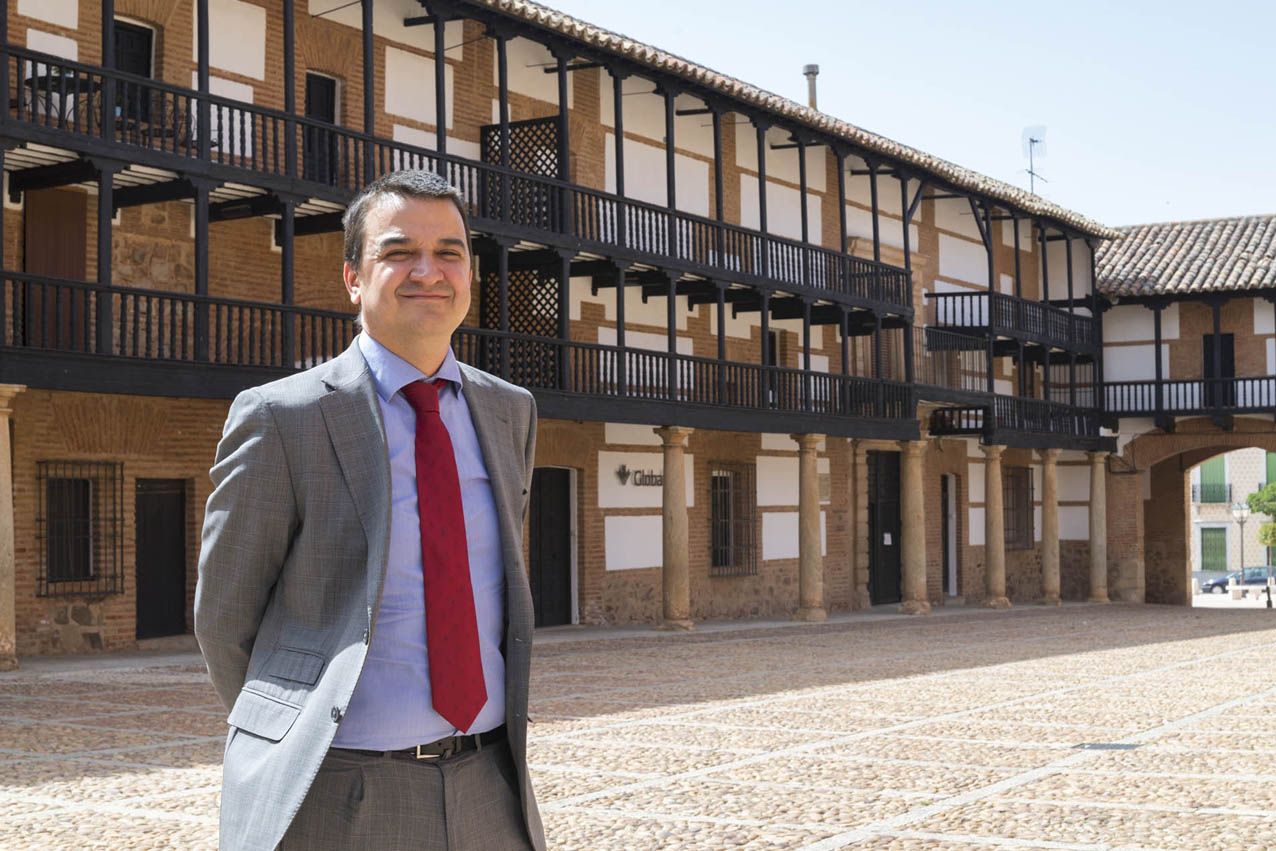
(1233, 502, 1251, 575)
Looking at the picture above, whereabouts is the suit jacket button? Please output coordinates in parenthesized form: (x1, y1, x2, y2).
(362, 628, 370, 644)
(331, 707, 343, 723)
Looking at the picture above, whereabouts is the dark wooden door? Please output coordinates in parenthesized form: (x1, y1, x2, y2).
(135, 479, 187, 639)
(113, 20, 154, 123)
(23, 188, 88, 351)
(529, 468, 572, 627)
(867, 450, 902, 605)
(303, 73, 339, 185)
(1203, 334, 1235, 406)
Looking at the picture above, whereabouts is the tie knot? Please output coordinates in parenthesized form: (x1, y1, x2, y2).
(400, 380, 441, 415)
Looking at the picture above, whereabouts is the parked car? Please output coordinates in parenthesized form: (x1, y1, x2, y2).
(1201, 566, 1274, 594)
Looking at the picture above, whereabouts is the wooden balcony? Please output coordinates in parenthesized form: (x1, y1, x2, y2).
(1, 45, 912, 315)
(0, 272, 917, 439)
(926, 290, 1099, 356)
(1105, 376, 1276, 419)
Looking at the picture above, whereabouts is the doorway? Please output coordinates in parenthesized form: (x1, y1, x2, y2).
(135, 479, 187, 639)
(303, 72, 339, 185)
(1203, 334, 1235, 407)
(529, 467, 575, 627)
(941, 473, 958, 596)
(23, 188, 88, 351)
(867, 450, 901, 605)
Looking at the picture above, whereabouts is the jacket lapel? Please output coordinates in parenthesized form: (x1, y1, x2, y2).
(318, 343, 393, 614)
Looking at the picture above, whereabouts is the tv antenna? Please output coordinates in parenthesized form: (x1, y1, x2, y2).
(1021, 126, 1047, 195)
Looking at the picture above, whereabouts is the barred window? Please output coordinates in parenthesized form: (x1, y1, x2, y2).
(1003, 466, 1034, 551)
(37, 461, 124, 597)
(710, 464, 756, 577)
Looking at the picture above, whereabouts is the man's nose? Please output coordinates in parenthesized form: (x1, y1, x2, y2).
(408, 256, 441, 280)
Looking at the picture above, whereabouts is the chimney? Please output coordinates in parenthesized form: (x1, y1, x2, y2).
(803, 64, 819, 110)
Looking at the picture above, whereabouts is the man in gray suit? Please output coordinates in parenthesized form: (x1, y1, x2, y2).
(196, 170, 544, 851)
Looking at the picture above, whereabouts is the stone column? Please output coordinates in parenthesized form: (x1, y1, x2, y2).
(898, 439, 931, 615)
(0, 385, 26, 671)
(982, 444, 1011, 608)
(793, 433, 827, 621)
(1040, 448, 1061, 605)
(654, 426, 695, 630)
(849, 439, 872, 610)
(1087, 450, 1110, 603)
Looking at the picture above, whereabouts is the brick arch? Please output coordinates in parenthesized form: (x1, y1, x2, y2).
(1122, 418, 1276, 472)
(1126, 420, 1276, 605)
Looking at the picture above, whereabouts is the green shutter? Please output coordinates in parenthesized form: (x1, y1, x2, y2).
(1201, 528, 1227, 572)
(1199, 457, 1226, 503)
(1267, 452, 1276, 486)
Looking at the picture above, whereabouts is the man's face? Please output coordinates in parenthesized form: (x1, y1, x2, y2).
(342, 195, 472, 357)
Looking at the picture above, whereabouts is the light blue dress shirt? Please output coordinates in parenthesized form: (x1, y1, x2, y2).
(332, 333, 506, 749)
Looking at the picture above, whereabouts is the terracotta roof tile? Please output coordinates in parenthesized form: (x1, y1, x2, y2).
(1095, 215, 1276, 297)
(477, 0, 1119, 239)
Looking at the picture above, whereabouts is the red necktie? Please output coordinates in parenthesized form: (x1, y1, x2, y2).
(400, 380, 487, 732)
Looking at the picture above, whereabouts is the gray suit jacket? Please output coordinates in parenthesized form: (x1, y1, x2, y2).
(195, 341, 544, 851)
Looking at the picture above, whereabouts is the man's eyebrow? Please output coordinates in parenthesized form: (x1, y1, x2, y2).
(436, 237, 468, 248)
(375, 236, 412, 252)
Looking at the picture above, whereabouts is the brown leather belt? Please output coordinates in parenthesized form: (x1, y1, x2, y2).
(334, 724, 506, 761)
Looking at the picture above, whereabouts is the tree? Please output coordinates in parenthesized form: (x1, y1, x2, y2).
(1246, 482, 1276, 523)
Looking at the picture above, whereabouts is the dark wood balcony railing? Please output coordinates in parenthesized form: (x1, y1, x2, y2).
(1105, 376, 1276, 416)
(914, 326, 989, 393)
(927, 290, 1097, 352)
(0, 271, 913, 420)
(4, 46, 911, 311)
(930, 396, 1100, 440)
(0, 271, 354, 367)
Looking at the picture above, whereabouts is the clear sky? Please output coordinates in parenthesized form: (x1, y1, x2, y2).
(543, 0, 1275, 229)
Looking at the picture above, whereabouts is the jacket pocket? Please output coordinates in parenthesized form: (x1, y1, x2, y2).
(267, 646, 326, 685)
(227, 689, 302, 742)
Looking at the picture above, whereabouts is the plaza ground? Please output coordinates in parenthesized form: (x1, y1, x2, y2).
(5, 605, 1276, 849)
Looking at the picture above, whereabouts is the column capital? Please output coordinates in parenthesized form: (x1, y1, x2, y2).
(790, 433, 823, 451)
(1039, 447, 1062, 465)
(654, 426, 693, 447)
(0, 384, 26, 416)
(898, 439, 926, 457)
(1087, 450, 1109, 465)
(981, 443, 1005, 461)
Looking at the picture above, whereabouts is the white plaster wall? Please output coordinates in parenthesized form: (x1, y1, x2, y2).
(19, 0, 76, 28)
(968, 507, 985, 546)
(671, 93, 714, 158)
(604, 515, 663, 570)
(1105, 305, 1157, 343)
(770, 318, 823, 350)
(575, 282, 690, 331)
(999, 273, 1015, 295)
(1162, 302, 1181, 339)
(968, 462, 985, 503)
(1059, 505, 1089, 540)
(309, 0, 464, 57)
(1257, 301, 1276, 335)
(933, 198, 982, 240)
(844, 205, 916, 251)
(1116, 418, 1158, 454)
(938, 234, 988, 286)
(596, 327, 693, 356)
(599, 78, 664, 140)
(842, 167, 903, 217)
(739, 174, 823, 243)
(762, 510, 827, 560)
(390, 125, 478, 165)
(597, 451, 694, 509)
(757, 455, 799, 506)
(1000, 217, 1032, 249)
(501, 37, 573, 109)
(734, 126, 825, 192)
(1268, 338, 1275, 374)
(1058, 466, 1089, 501)
(1103, 344, 1169, 382)
(994, 378, 1013, 395)
(604, 423, 662, 446)
(1072, 241, 1094, 295)
(196, 0, 266, 80)
(26, 29, 77, 60)
(603, 134, 710, 216)
(1034, 506, 1043, 542)
(708, 301, 756, 339)
(385, 47, 454, 128)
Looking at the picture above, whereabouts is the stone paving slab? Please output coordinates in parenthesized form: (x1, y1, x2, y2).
(8, 604, 1276, 847)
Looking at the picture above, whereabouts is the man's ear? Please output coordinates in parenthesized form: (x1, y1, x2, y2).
(342, 261, 361, 306)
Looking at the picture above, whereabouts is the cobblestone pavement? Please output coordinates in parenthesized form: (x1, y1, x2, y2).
(6, 604, 1276, 849)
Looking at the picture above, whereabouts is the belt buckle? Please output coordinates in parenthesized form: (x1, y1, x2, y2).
(414, 744, 440, 760)
(415, 737, 458, 760)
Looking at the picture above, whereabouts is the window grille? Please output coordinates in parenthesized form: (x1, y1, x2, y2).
(710, 464, 756, 577)
(36, 461, 124, 597)
(1003, 466, 1034, 551)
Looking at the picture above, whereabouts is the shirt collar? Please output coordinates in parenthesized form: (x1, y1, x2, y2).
(357, 332, 464, 404)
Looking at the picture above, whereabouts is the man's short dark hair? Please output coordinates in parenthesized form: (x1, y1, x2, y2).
(342, 170, 471, 268)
